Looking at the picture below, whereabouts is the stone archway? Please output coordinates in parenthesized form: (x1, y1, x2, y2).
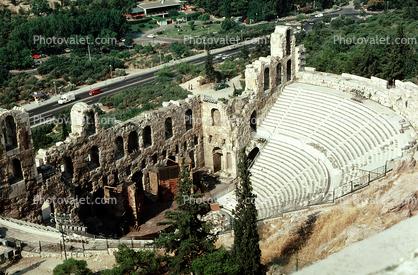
(248, 147, 260, 166)
(213, 147, 223, 173)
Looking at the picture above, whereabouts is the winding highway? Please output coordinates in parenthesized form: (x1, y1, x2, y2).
(28, 44, 253, 126)
(26, 2, 363, 127)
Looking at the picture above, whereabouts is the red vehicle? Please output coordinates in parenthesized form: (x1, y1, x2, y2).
(162, 43, 169, 46)
(89, 88, 101, 96)
(132, 43, 137, 47)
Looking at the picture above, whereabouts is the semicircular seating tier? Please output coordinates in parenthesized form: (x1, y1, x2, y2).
(250, 83, 414, 220)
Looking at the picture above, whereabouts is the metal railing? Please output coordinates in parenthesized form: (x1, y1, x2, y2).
(256, 156, 402, 221)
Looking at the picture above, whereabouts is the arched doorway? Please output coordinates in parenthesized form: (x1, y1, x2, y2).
(248, 147, 260, 166)
(250, 111, 257, 132)
(132, 171, 144, 193)
(63, 156, 74, 178)
(287, 59, 292, 82)
(41, 201, 52, 222)
(213, 147, 223, 173)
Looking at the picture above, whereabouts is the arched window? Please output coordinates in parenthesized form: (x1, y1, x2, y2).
(286, 29, 291, 56)
(185, 109, 193, 131)
(165, 118, 173, 140)
(3, 115, 18, 150)
(264, 67, 270, 90)
(276, 63, 282, 86)
(85, 111, 96, 137)
(128, 132, 139, 153)
(115, 136, 124, 159)
(143, 126, 152, 148)
(250, 111, 257, 132)
(88, 146, 100, 170)
(11, 159, 23, 181)
(211, 109, 221, 126)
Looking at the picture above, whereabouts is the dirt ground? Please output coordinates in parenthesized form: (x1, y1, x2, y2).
(4, 254, 116, 274)
(180, 75, 243, 100)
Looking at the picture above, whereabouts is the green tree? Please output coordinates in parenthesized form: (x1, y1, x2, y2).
(381, 24, 416, 84)
(204, 50, 216, 83)
(231, 147, 262, 275)
(124, 36, 134, 46)
(322, 15, 331, 23)
(154, 159, 216, 275)
(154, 66, 175, 83)
(313, 1, 323, 10)
(223, 0, 231, 18)
(353, 0, 361, 9)
(62, 119, 68, 140)
(296, 14, 307, 22)
(30, 0, 52, 15)
(103, 243, 163, 275)
(238, 45, 250, 60)
(53, 258, 93, 275)
(198, 13, 210, 21)
(188, 20, 195, 30)
(221, 18, 235, 31)
(247, 0, 262, 22)
(191, 246, 241, 275)
(168, 9, 179, 17)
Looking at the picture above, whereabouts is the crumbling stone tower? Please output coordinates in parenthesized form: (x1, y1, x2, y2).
(0, 107, 38, 218)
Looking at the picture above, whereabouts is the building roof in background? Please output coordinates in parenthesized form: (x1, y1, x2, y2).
(138, 1, 181, 10)
(130, 7, 144, 13)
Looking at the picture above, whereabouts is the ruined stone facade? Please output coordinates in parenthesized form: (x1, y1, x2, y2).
(0, 26, 303, 233)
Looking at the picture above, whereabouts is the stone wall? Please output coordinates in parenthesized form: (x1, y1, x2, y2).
(0, 26, 304, 232)
(296, 68, 418, 131)
(0, 107, 39, 220)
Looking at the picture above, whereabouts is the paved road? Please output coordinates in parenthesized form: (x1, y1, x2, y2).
(24, 1, 361, 126)
(27, 44, 254, 127)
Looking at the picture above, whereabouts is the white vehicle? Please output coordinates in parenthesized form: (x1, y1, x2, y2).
(215, 54, 223, 59)
(147, 34, 155, 38)
(315, 13, 324, 17)
(58, 93, 76, 105)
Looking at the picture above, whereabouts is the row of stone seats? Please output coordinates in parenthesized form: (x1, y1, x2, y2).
(250, 141, 328, 219)
(252, 85, 403, 219)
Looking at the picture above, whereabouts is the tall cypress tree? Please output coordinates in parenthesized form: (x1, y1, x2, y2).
(231, 147, 262, 275)
(62, 119, 68, 140)
(154, 159, 216, 275)
(205, 50, 216, 83)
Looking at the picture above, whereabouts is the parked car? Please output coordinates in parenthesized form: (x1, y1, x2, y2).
(89, 88, 101, 96)
(214, 83, 230, 91)
(221, 54, 231, 60)
(161, 42, 169, 46)
(147, 34, 155, 38)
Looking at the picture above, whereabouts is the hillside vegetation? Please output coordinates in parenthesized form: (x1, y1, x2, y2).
(302, 8, 418, 84)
